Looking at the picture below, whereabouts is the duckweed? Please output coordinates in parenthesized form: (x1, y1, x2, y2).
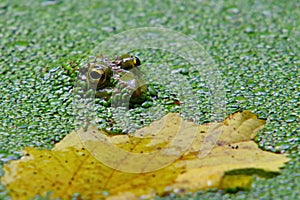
(0, 0, 299, 199)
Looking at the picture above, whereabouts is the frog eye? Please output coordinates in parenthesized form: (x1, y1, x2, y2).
(89, 69, 105, 81)
(133, 56, 141, 66)
(118, 55, 141, 69)
(89, 70, 102, 80)
(89, 69, 106, 89)
(88, 65, 113, 90)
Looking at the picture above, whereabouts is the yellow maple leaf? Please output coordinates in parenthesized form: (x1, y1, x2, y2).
(1, 111, 290, 200)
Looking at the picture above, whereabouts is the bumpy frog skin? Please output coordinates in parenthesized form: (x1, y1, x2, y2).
(85, 55, 147, 103)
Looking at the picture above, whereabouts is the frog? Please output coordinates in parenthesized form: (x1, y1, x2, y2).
(83, 54, 148, 105)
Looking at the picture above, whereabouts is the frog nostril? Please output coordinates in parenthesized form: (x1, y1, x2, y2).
(90, 71, 101, 79)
